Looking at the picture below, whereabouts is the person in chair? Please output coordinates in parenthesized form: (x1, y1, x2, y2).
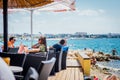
(8, 37, 16, 48)
(25, 36, 47, 53)
(50, 39, 67, 52)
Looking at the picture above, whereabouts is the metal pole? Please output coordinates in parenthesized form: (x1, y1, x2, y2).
(30, 10, 33, 46)
(3, 0, 8, 52)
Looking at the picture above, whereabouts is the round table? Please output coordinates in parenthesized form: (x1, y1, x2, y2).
(10, 66, 23, 73)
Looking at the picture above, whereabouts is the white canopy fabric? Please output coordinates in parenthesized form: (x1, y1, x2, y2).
(36, 0, 75, 12)
(30, 0, 75, 45)
(0, 0, 75, 12)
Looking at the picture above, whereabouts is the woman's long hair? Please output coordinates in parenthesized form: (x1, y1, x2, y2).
(39, 36, 47, 52)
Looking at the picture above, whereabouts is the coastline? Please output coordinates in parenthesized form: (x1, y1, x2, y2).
(96, 61, 120, 78)
(90, 66, 120, 80)
(69, 49, 120, 80)
(90, 64, 120, 80)
(85, 49, 120, 80)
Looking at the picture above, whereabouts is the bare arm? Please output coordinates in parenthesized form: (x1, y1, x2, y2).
(32, 43, 40, 48)
(26, 48, 40, 53)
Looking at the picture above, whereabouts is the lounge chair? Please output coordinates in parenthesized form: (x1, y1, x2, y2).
(15, 67, 39, 80)
(55, 46, 69, 72)
(39, 57, 56, 80)
(0, 52, 26, 67)
(61, 46, 69, 70)
(55, 51, 61, 72)
(24, 67, 39, 80)
(47, 48, 56, 75)
(22, 54, 46, 76)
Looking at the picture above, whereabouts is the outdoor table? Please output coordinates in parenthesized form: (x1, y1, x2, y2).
(10, 66, 23, 73)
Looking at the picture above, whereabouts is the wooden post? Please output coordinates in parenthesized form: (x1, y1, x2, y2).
(3, 0, 8, 52)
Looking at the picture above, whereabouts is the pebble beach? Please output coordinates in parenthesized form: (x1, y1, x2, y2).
(69, 49, 120, 80)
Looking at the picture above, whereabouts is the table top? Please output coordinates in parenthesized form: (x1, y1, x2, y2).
(10, 66, 23, 73)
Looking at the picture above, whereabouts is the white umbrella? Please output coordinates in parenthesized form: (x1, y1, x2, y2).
(27, 0, 75, 46)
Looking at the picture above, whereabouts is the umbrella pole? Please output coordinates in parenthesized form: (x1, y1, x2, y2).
(30, 10, 34, 46)
(3, 0, 8, 52)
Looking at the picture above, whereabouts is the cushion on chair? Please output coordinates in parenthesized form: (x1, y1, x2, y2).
(39, 57, 56, 80)
(24, 67, 39, 80)
(2, 57, 10, 65)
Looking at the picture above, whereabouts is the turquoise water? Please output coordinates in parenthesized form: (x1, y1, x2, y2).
(0, 38, 120, 70)
(13, 38, 120, 55)
(67, 38, 120, 55)
(1, 38, 120, 55)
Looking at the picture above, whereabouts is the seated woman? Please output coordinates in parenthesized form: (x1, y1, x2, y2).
(25, 36, 47, 53)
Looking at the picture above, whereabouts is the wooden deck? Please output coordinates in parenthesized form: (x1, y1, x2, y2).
(67, 59, 81, 67)
(48, 55, 84, 80)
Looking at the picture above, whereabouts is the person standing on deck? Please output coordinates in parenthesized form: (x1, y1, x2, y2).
(111, 48, 118, 56)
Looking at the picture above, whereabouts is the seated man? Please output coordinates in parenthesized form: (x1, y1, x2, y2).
(7, 37, 23, 53)
(50, 39, 67, 52)
(8, 37, 16, 48)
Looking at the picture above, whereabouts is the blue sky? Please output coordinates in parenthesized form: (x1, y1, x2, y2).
(0, 0, 120, 34)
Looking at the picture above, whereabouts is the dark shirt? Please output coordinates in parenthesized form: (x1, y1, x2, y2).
(53, 43, 62, 52)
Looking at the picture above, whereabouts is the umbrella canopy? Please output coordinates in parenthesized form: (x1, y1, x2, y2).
(26, 0, 75, 46)
(0, 0, 53, 8)
(36, 0, 75, 12)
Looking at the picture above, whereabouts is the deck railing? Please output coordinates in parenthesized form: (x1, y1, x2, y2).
(75, 52, 91, 76)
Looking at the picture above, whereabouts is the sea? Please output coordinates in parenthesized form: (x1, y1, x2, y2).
(0, 38, 120, 73)
(13, 38, 120, 55)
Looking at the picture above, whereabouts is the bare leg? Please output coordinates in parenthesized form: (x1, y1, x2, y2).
(18, 44, 27, 53)
(103, 75, 117, 80)
(108, 75, 117, 80)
